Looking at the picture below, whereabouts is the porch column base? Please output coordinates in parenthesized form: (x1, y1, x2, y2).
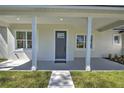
(31, 66, 37, 71)
(85, 65, 91, 71)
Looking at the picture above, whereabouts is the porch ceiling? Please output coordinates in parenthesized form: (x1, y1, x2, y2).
(97, 20, 124, 32)
(0, 6, 124, 18)
(0, 15, 122, 31)
(0, 16, 87, 25)
(0, 6, 124, 30)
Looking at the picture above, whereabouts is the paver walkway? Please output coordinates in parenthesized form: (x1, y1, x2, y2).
(48, 71, 75, 88)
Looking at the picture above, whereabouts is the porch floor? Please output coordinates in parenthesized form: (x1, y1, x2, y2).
(11, 58, 124, 70)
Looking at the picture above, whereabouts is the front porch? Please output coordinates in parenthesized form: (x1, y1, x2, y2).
(11, 58, 124, 70)
(0, 6, 124, 71)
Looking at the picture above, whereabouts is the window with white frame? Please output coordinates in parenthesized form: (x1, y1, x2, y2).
(76, 35, 93, 48)
(16, 31, 32, 49)
(77, 35, 85, 48)
(113, 34, 121, 45)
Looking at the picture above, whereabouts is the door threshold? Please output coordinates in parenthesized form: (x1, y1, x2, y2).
(54, 61, 66, 63)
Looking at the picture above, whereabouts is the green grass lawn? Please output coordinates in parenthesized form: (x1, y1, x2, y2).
(0, 71, 51, 88)
(71, 71, 124, 88)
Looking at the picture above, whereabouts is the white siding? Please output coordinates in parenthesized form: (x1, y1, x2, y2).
(0, 26, 8, 58)
(37, 24, 74, 61)
(7, 28, 16, 59)
(6, 23, 123, 61)
(7, 28, 32, 60)
(74, 26, 122, 58)
(122, 33, 124, 55)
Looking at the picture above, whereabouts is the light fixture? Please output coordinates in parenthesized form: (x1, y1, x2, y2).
(60, 18, 63, 21)
(16, 17, 20, 21)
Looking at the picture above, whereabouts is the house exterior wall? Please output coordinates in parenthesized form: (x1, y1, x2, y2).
(0, 6, 123, 61)
(0, 26, 8, 58)
(122, 33, 124, 55)
(11, 24, 75, 61)
(7, 27, 17, 60)
(37, 24, 75, 61)
(9, 23, 122, 61)
(75, 29, 121, 58)
(9, 25, 32, 60)
(0, 24, 32, 60)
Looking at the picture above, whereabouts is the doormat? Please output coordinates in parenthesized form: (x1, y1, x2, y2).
(55, 61, 66, 63)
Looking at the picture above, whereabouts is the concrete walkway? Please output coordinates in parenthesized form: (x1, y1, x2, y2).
(48, 71, 75, 88)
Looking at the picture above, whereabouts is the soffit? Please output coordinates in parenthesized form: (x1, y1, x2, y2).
(0, 5, 124, 16)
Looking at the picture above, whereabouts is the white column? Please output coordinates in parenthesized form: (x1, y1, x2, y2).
(31, 16, 37, 70)
(85, 16, 93, 71)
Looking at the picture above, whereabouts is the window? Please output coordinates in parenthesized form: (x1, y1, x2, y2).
(77, 35, 85, 48)
(85, 35, 93, 48)
(76, 35, 93, 49)
(16, 31, 32, 48)
(113, 34, 121, 45)
(27, 32, 32, 48)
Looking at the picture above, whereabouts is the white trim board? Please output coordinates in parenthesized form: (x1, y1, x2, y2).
(53, 29, 69, 61)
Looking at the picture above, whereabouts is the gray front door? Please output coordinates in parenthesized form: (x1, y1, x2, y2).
(55, 31, 66, 60)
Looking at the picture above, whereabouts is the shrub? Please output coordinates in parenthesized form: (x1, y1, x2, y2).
(121, 55, 124, 58)
(107, 54, 124, 65)
(114, 54, 118, 59)
(108, 54, 112, 59)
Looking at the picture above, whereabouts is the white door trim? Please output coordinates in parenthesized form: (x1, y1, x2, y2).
(53, 29, 69, 61)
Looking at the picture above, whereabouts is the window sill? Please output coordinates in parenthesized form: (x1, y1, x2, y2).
(113, 44, 121, 46)
(14, 48, 32, 53)
(76, 48, 94, 51)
